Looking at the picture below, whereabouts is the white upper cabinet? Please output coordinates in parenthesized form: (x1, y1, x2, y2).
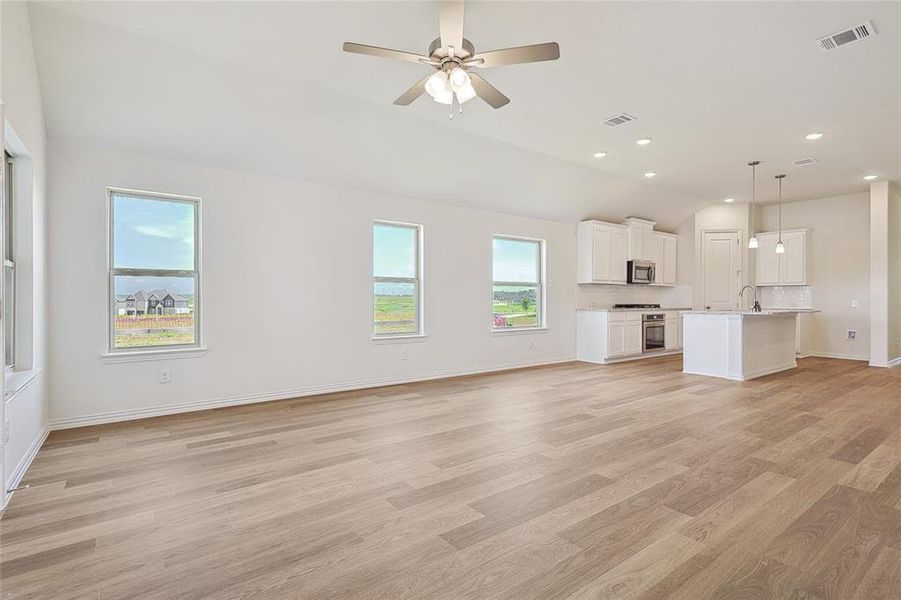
(624, 218, 656, 261)
(652, 232, 678, 286)
(577, 221, 629, 284)
(578, 219, 677, 285)
(755, 229, 811, 286)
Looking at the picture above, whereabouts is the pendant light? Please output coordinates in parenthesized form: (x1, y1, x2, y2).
(747, 160, 760, 249)
(775, 174, 786, 254)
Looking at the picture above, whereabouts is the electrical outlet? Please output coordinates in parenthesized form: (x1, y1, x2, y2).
(847, 330, 857, 341)
(159, 369, 171, 384)
(3, 419, 9, 443)
(528, 340, 535, 349)
(400, 349, 407, 361)
(851, 299, 859, 308)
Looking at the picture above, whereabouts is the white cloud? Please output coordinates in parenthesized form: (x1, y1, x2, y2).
(134, 224, 178, 239)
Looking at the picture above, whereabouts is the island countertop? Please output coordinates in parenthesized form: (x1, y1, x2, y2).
(682, 309, 820, 316)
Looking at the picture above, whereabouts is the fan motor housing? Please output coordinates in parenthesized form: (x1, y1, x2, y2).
(428, 37, 476, 67)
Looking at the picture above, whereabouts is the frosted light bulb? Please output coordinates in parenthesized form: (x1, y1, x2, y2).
(425, 72, 449, 98)
(432, 89, 453, 105)
(449, 68, 470, 91)
(775, 240, 785, 254)
(748, 236, 759, 249)
(455, 83, 477, 103)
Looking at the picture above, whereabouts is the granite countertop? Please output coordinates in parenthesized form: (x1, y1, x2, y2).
(577, 307, 692, 312)
(682, 309, 820, 316)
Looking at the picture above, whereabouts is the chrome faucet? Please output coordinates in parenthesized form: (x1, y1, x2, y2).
(739, 285, 762, 312)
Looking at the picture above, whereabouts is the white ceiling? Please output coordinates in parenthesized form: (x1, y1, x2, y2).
(28, 1, 900, 229)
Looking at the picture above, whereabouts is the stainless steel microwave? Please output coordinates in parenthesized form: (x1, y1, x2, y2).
(627, 260, 656, 284)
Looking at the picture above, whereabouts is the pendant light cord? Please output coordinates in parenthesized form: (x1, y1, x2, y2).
(776, 174, 786, 242)
(750, 161, 758, 233)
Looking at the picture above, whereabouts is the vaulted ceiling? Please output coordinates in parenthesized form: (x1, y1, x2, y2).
(28, 1, 900, 229)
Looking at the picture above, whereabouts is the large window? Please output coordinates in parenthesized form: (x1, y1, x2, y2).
(3, 152, 13, 368)
(373, 221, 421, 336)
(492, 236, 543, 329)
(109, 189, 200, 351)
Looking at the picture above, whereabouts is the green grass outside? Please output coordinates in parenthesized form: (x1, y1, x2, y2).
(374, 295, 416, 334)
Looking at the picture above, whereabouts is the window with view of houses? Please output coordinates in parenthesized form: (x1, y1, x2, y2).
(373, 221, 421, 336)
(109, 189, 200, 350)
(492, 236, 543, 329)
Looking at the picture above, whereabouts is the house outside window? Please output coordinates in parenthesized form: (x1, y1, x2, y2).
(109, 189, 200, 351)
(492, 235, 544, 330)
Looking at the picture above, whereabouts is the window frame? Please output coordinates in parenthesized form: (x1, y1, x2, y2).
(107, 187, 202, 353)
(372, 220, 423, 338)
(3, 151, 14, 371)
(491, 234, 545, 331)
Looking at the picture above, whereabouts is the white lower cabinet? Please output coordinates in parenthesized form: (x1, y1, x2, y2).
(625, 322, 643, 355)
(664, 312, 683, 351)
(607, 322, 626, 357)
(577, 310, 680, 363)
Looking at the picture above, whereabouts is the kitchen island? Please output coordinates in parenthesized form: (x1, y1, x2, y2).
(682, 310, 801, 381)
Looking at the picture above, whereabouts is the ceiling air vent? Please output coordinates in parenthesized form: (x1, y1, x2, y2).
(602, 113, 636, 127)
(792, 157, 817, 167)
(816, 20, 876, 51)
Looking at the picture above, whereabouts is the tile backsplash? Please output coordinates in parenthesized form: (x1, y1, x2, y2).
(577, 284, 693, 309)
(759, 286, 812, 309)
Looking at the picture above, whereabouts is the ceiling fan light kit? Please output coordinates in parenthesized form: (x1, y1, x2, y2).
(343, 0, 560, 114)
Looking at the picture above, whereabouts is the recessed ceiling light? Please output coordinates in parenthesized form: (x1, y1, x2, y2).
(644, 171, 657, 178)
(805, 132, 824, 140)
(592, 151, 608, 159)
(724, 198, 735, 203)
(636, 138, 652, 146)
(862, 174, 878, 181)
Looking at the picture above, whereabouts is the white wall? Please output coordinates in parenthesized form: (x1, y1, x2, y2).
(870, 182, 890, 366)
(890, 183, 901, 364)
(759, 193, 870, 361)
(2, 1, 50, 505)
(48, 140, 577, 426)
(870, 181, 901, 366)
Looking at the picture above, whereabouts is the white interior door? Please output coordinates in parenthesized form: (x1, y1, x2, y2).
(703, 231, 740, 310)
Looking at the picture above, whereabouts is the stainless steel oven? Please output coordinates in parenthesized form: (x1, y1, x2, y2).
(627, 260, 656, 284)
(643, 313, 665, 352)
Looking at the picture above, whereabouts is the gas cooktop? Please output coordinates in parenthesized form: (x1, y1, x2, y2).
(613, 303, 661, 309)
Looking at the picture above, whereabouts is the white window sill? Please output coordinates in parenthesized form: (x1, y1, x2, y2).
(371, 334, 428, 344)
(5, 368, 43, 402)
(492, 327, 549, 335)
(101, 347, 208, 364)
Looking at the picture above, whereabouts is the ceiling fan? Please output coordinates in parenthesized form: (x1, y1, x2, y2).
(343, 0, 560, 112)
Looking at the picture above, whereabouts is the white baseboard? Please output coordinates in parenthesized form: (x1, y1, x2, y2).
(887, 356, 901, 368)
(49, 356, 575, 430)
(5, 425, 49, 497)
(738, 362, 798, 381)
(683, 361, 796, 382)
(810, 352, 869, 362)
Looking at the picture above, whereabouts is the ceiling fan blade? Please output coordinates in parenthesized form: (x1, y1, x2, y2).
(469, 73, 510, 109)
(393, 74, 431, 106)
(438, 1, 464, 52)
(471, 42, 560, 68)
(343, 42, 427, 64)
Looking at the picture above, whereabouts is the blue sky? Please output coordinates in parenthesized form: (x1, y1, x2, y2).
(493, 237, 539, 282)
(373, 224, 416, 278)
(114, 194, 195, 271)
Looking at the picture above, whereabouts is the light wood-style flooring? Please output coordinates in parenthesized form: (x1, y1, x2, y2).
(3, 356, 901, 599)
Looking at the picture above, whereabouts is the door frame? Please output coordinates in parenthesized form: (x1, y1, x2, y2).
(700, 228, 745, 311)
